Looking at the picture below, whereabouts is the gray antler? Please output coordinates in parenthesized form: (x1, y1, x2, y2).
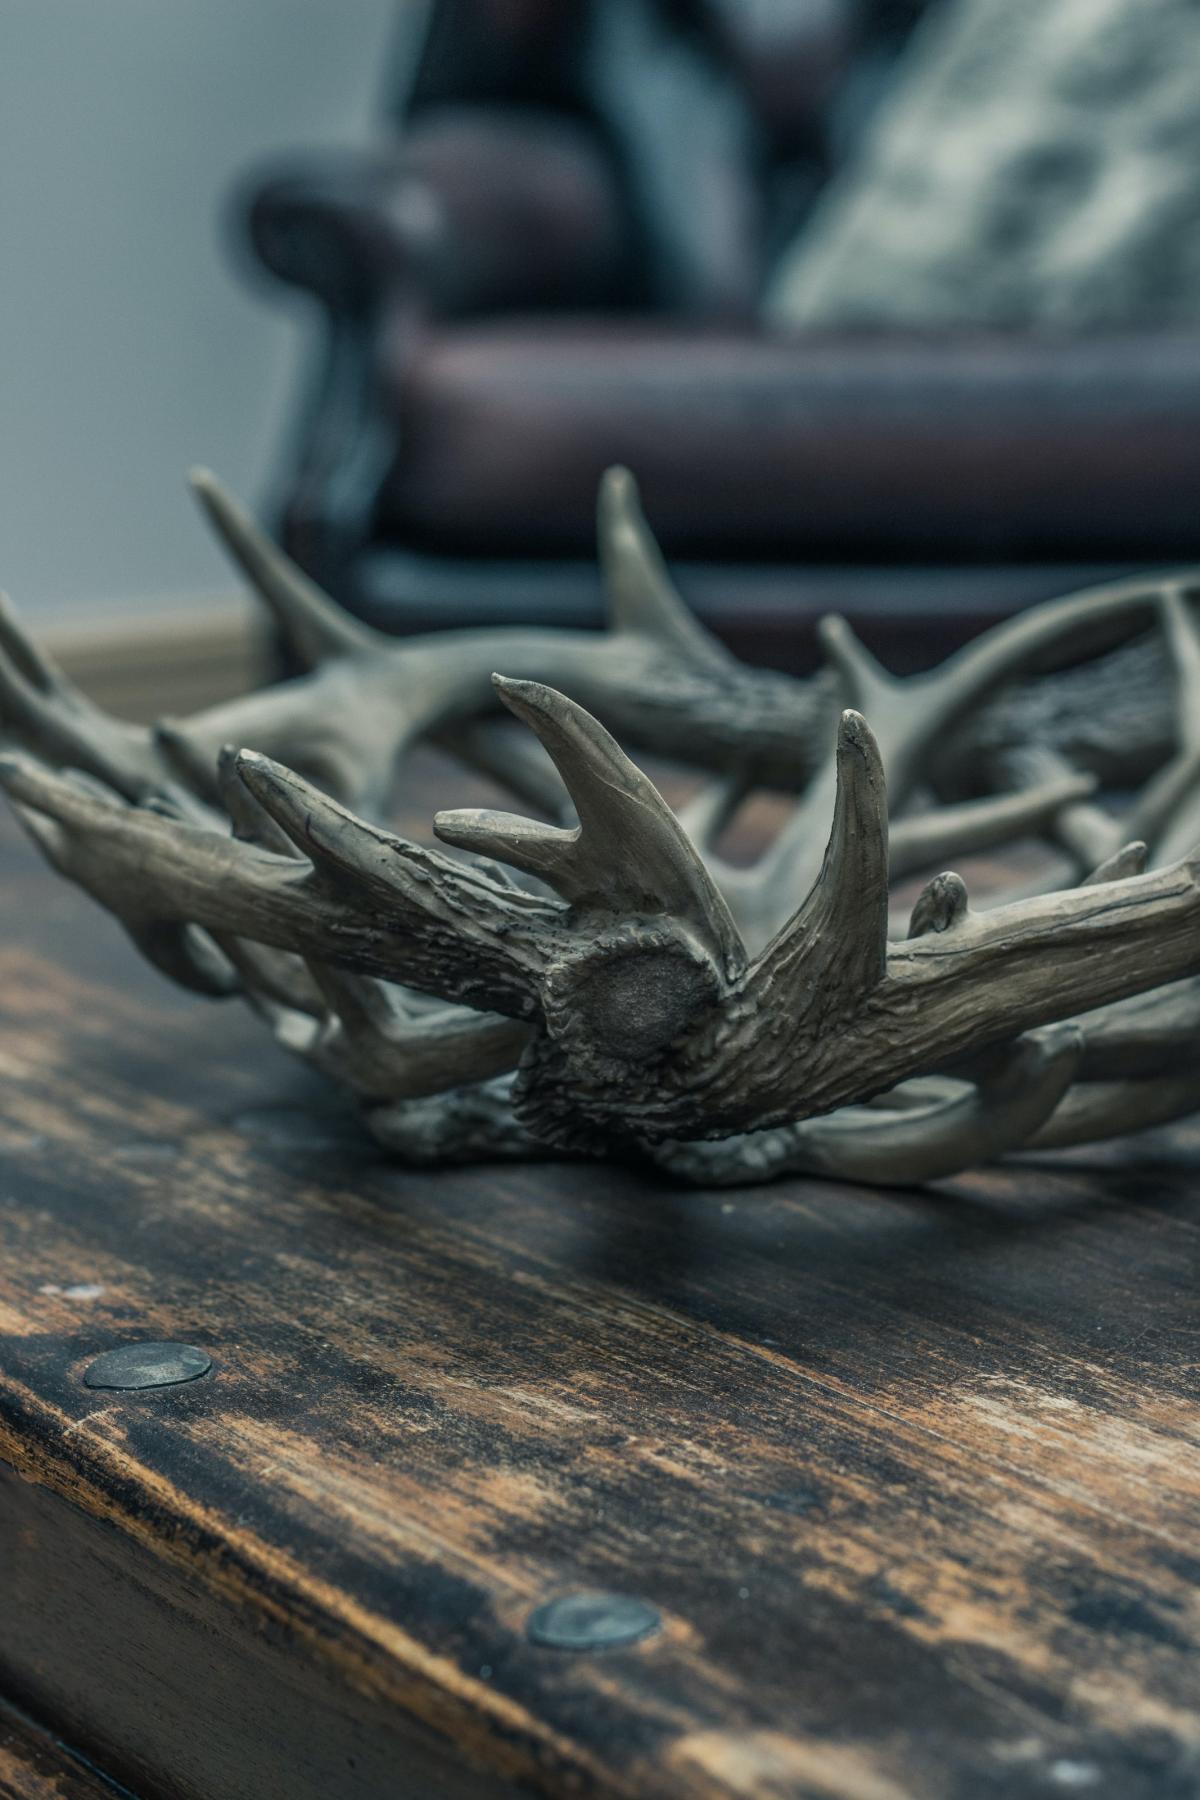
(5, 470, 1200, 1189)
(435, 674, 744, 974)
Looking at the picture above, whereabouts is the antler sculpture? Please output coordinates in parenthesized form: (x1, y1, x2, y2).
(2, 466, 1199, 1189)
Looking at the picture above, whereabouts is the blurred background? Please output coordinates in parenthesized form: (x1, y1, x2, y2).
(2, 0, 1197, 701)
(0, 0, 401, 662)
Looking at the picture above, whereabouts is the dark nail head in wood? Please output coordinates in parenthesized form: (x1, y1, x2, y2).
(526, 1591, 661, 1652)
(83, 1342, 212, 1391)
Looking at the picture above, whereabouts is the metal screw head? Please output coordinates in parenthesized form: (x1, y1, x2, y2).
(526, 1591, 660, 1652)
(83, 1342, 212, 1391)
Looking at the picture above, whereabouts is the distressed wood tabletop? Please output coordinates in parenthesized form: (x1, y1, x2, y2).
(0, 769, 1198, 1800)
(0, 1696, 127, 1800)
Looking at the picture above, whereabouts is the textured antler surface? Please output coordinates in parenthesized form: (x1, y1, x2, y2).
(3, 468, 1200, 1190)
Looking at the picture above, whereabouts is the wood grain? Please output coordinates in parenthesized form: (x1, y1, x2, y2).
(1, 792, 1199, 1799)
(0, 1698, 131, 1799)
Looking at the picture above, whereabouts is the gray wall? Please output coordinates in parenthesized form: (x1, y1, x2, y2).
(0, 0, 408, 624)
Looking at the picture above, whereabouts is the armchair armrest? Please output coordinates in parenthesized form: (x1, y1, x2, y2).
(246, 107, 631, 319)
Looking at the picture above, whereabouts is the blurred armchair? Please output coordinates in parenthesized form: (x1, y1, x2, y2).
(240, 0, 1200, 667)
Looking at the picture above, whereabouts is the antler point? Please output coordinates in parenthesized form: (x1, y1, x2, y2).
(909, 870, 970, 938)
(837, 708, 881, 761)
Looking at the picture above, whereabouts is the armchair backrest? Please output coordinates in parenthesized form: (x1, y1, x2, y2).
(395, 0, 927, 315)
(401, 0, 587, 112)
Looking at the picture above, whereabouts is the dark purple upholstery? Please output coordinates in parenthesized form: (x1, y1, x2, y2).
(382, 324, 1200, 560)
(250, 111, 628, 318)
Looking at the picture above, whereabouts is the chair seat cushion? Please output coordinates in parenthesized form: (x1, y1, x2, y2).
(378, 319, 1200, 560)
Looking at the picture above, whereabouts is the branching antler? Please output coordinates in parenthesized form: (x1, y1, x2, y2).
(4, 467, 1200, 1190)
(0, 594, 167, 797)
(8, 670, 1200, 1180)
(651, 1027, 1084, 1187)
(166, 466, 820, 817)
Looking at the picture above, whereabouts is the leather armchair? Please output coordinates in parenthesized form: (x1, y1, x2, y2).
(240, 0, 1200, 669)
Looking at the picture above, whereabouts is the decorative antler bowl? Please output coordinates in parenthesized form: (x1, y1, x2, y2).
(2, 467, 1199, 1187)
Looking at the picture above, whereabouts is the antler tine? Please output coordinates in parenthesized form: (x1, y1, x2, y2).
(708, 572, 1149, 953)
(597, 466, 729, 666)
(174, 746, 331, 1013)
(653, 1026, 1082, 1187)
(301, 958, 395, 1030)
(215, 742, 297, 855)
(1120, 586, 1200, 869)
(435, 675, 746, 973)
(710, 742, 1095, 950)
(908, 872, 970, 939)
(751, 710, 889, 1011)
(1068, 976, 1200, 1082)
(987, 744, 1119, 877)
(230, 747, 571, 1013)
(232, 747, 422, 894)
(0, 750, 125, 834)
(0, 589, 61, 690)
(863, 854, 1200, 1108)
(1029, 586, 1200, 880)
(1160, 585, 1200, 752)
(169, 471, 808, 811)
(0, 750, 241, 997)
(284, 960, 531, 1102)
(213, 933, 325, 1016)
(698, 756, 837, 948)
(817, 570, 1200, 814)
(126, 920, 240, 997)
(815, 614, 898, 723)
(189, 468, 378, 671)
(636, 791, 1200, 1147)
(1083, 841, 1148, 885)
(888, 769, 1097, 882)
(1027, 1065, 1200, 1152)
(0, 746, 567, 1019)
(925, 567, 1200, 758)
(907, 838, 1148, 954)
(0, 594, 166, 798)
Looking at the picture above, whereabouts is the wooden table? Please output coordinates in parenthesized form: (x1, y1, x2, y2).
(1, 784, 1198, 1800)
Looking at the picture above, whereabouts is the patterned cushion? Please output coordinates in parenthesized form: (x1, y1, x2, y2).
(766, 0, 1200, 327)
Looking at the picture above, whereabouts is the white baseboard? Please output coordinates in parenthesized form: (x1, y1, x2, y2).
(42, 593, 266, 723)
